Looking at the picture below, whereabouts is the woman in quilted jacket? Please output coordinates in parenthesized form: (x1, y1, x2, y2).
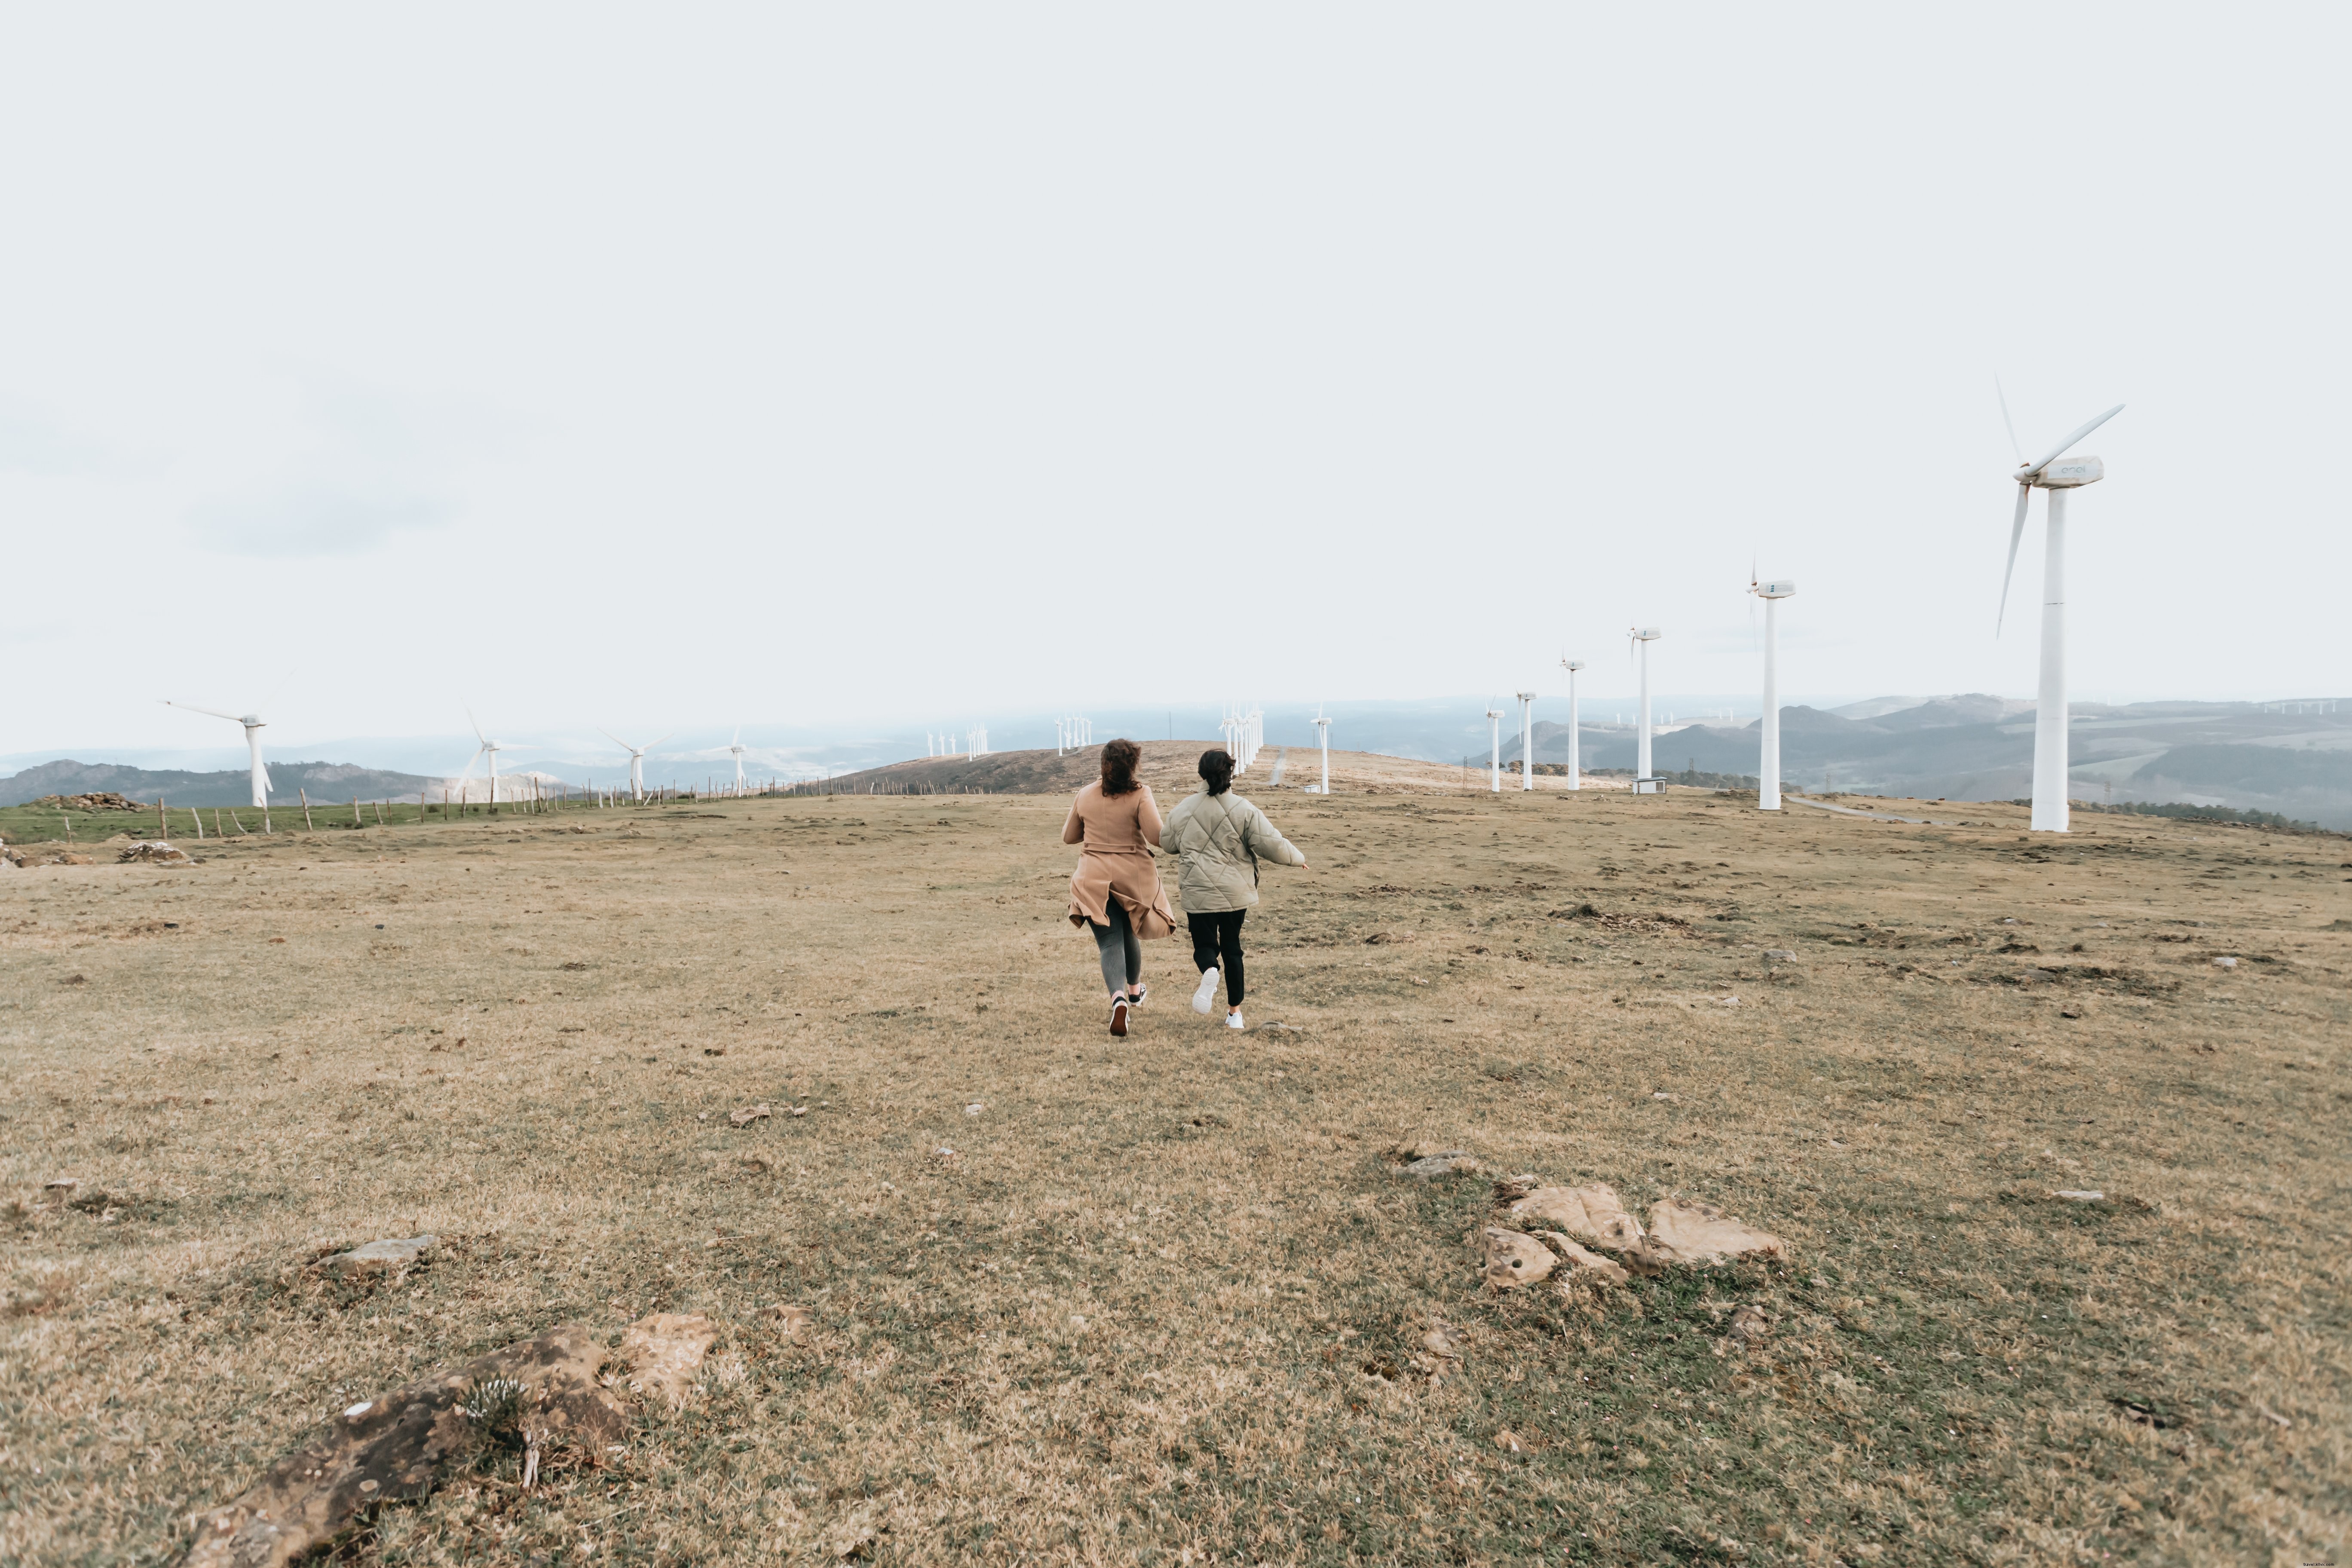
(1158, 747, 1306, 1030)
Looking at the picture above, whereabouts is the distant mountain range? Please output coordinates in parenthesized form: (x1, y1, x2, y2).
(5, 695, 2346, 825)
(0, 759, 444, 808)
(1501, 695, 2352, 828)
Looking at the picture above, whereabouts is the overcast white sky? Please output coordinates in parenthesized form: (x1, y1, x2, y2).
(4, 4, 2346, 763)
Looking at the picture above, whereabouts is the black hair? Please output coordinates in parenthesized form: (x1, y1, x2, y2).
(1199, 748, 1234, 796)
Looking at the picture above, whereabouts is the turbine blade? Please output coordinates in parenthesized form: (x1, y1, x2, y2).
(598, 728, 636, 753)
(649, 733, 674, 750)
(466, 706, 488, 746)
(2024, 403, 2124, 475)
(1997, 481, 2031, 634)
(1995, 375, 2023, 464)
(164, 700, 245, 724)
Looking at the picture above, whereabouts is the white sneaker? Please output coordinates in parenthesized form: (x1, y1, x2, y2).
(1192, 967, 1219, 1014)
(1226, 1010, 1245, 1030)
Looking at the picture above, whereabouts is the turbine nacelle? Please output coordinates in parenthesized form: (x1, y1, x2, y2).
(1752, 580, 1796, 600)
(2019, 456, 2104, 489)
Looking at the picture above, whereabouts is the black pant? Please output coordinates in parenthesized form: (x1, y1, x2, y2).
(1188, 909, 1246, 1006)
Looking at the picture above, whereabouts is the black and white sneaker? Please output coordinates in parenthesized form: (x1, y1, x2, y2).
(1109, 996, 1130, 1037)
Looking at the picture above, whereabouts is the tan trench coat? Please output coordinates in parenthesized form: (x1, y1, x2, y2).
(1062, 781, 1176, 939)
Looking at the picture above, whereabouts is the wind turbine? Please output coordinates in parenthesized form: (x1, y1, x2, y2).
(1558, 658, 1584, 790)
(1311, 704, 1332, 794)
(1485, 701, 1505, 793)
(1997, 392, 2124, 833)
(727, 726, 748, 794)
(162, 700, 271, 809)
(458, 709, 508, 806)
(1629, 628, 1662, 792)
(1749, 578, 1795, 810)
(1515, 692, 1537, 792)
(600, 729, 671, 803)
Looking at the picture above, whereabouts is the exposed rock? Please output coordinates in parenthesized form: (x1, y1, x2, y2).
(183, 1324, 628, 1568)
(1507, 1183, 1647, 1252)
(14, 848, 94, 867)
(728, 1103, 771, 1127)
(1400, 1150, 1481, 1179)
(2052, 1189, 2105, 1202)
(1481, 1227, 1557, 1289)
(1539, 1232, 1630, 1286)
(1763, 949, 1796, 961)
(614, 1312, 717, 1409)
(119, 842, 193, 864)
(33, 792, 147, 811)
(319, 1235, 436, 1277)
(1642, 1199, 1784, 1266)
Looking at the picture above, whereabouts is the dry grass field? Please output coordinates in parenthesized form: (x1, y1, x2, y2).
(4, 740, 2348, 1566)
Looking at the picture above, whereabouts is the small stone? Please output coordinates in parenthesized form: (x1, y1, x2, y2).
(763, 1303, 813, 1336)
(321, 1235, 437, 1276)
(1400, 1151, 1480, 1180)
(1481, 1227, 1556, 1289)
(728, 1104, 771, 1127)
(1762, 949, 1796, 961)
(2211, 956, 2238, 969)
(2053, 1189, 2105, 1202)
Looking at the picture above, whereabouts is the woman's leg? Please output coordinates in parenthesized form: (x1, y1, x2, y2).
(1218, 909, 1246, 1007)
(1188, 912, 1221, 975)
(1113, 897, 1142, 990)
(1090, 909, 1128, 999)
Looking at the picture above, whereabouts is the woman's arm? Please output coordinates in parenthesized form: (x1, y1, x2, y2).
(1243, 801, 1306, 866)
(1062, 798, 1085, 845)
(1138, 786, 1164, 849)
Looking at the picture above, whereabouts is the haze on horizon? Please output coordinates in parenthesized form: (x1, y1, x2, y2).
(4, 5, 2347, 764)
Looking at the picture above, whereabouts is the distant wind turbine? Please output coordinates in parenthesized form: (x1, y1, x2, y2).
(458, 709, 508, 805)
(165, 705, 272, 818)
(162, 699, 273, 809)
(600, 729, 671, 803)
(1557, 658, 1585, 790)
(1996, 386, 2124, 833)
(1749, 578, 1795, 810)
(728, 726, 748, 794)
(1629, 627, 1662, 792)
(1484, 701, 1505, 793)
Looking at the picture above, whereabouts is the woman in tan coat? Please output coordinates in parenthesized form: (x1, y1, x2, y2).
(1063, 738, 1176, 1037)
(1158, 747, 1306, 1029)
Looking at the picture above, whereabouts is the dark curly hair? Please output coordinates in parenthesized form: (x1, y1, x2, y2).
(1099, 738, 1142, 796)
(1199, 748, 1234, 796)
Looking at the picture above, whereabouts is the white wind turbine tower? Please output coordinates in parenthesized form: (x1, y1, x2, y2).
(457, 709, 508, 805)
(1514, 691, 1536, 791)
(1629, 627, 1662, 792)
(1310, 705, 1332, 794)
(162, 700, 272, 811)
(727, 726, 749, 795)
(1557, 658, 1584, 790)
(1997, 393, 2124, 833)
(1484, 701, 1505, 793)
(1749, 578, 1795, 810)
(600, 729, 670, 802)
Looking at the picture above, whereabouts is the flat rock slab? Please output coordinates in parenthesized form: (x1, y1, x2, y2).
(616, 1313, 717, 1409)
(1400, 1151, 1481, 1179)
(322, 1235, 437, 1276)
(184, 1323, 627, 1568)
